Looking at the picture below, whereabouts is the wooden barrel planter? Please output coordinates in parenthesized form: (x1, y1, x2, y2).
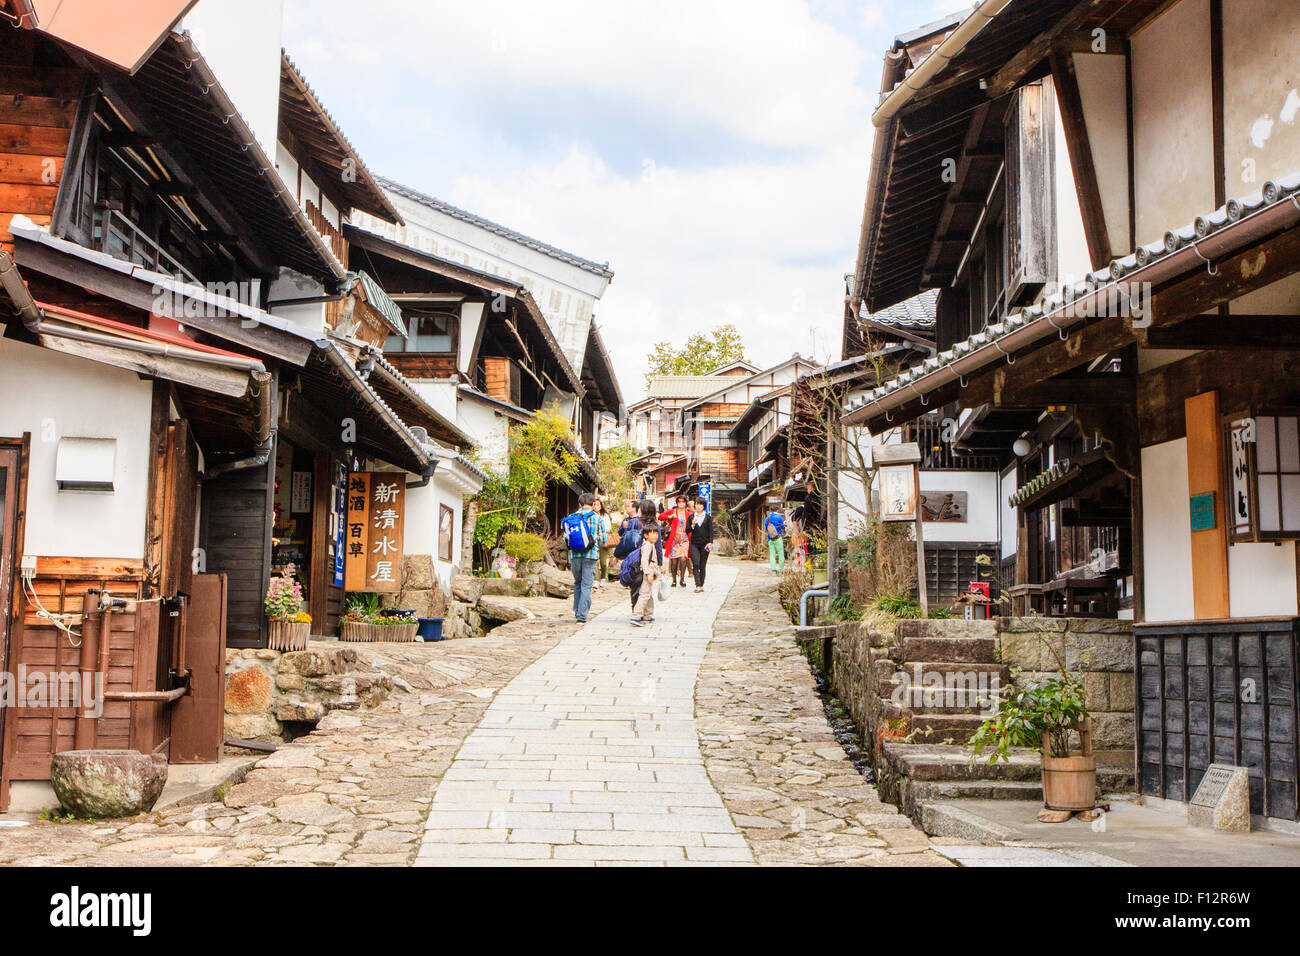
(340, 621, 419, 643)
(1040, 718, 1097, 812)
(267, 619, 310, 651)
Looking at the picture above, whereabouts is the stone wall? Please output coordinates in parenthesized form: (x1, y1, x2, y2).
(224, 646, 393, 744)
(995, 617, 1135, 766)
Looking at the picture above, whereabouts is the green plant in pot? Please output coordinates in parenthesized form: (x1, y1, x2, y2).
(969, 674, 1096, 813)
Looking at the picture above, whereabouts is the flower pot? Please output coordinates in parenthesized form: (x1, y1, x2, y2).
(417, 617, 444, 642)
(340, 620, 419, 643)
(1040, 717, 1096, 811)
(267, 618, 310, 651)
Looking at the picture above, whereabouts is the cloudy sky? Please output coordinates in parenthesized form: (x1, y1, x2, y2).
(282, 0, 965, 398)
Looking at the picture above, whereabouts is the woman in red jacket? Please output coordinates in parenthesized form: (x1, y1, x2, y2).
(659, 494, 692, 588)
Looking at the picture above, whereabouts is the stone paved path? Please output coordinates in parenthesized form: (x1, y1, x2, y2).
(418, 565, 752, 866)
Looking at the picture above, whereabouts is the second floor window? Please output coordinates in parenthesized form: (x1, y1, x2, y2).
(703, 428, 738, 448)
(384, 312, 456, 353)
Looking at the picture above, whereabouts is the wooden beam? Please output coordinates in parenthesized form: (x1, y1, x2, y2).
(995, 374, 1134, 407)
(1146, 313, 1300, 350)
(1050, 47, 1111, 269)
(986, 0, 1109, 98)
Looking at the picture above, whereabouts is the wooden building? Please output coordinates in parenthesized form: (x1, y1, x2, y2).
(845, 0, 1300, 823)
(0, 18, 466, 807)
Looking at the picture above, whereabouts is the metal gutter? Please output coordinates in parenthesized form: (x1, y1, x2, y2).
(871, 0, 1014, 128)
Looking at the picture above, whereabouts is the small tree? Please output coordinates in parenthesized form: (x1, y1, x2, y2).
(472, 406, 580, 553)
(596, 442, 638, 506)
(646, 323, 748, 385)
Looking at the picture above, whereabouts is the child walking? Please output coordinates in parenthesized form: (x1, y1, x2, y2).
(631, 524, 662, 627)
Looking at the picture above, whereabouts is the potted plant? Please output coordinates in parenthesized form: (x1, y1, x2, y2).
(340, 595, 419, 642)
(968, 675, 1096, 813)
(265, 566, 310, 651)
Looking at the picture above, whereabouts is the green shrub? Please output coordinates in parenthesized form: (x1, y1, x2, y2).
(502, 532, 548, 563)
(869, 593, 924, 619)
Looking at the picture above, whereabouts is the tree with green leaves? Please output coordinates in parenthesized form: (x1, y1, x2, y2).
(645, 323, 748, 386)
(596, 442, 638, 506)
(472, 406, 580, 551)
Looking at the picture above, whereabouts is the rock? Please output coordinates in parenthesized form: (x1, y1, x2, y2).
(225, 666, 273, 714)
(403, 554, 436, 590)
(480, 577, 530, 598)
(50, 749, 168, 819)
(280, 648, 355, 677)
(225, 712, 283, 740)
(452, 576, 484, 604)
(540, 564, 574, 598)
(272, 700, 327, 722)
(477, 597, 535, 623)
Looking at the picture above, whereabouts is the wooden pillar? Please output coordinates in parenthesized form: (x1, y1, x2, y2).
(827, 422, 841, 598)
(914, 466, 928, 617)
(1185, 391, 1230, 619)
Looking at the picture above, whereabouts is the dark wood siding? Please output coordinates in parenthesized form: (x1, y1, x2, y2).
(200, 458, 273, 648)
(1137, 619, 1299, 820)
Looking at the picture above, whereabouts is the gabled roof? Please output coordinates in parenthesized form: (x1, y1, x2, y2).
(280, 52, 403, 225)
(683, 355, 820, 412)
(644, 374, 739, 400)
(377, 176, 614, 281)
(707, 359, 760, 376)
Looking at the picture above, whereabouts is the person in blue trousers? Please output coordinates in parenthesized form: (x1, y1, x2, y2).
(569, 493, 603, 622)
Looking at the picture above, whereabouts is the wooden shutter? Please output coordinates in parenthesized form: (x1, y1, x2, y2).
(1003, 79, 1057, 305)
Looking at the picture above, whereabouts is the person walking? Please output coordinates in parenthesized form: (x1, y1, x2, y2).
(764, 503, 786, 574)
(686, 496, 713, 593)
(659, 494, 691, 588)
(631, 523, 662, 627)
(592, 497, 613, 589)
(565, 493, 603, 623)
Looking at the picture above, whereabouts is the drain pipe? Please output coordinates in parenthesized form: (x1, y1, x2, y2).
(225, 736, 278, 753)
(0, 250, 41, 331)
(201, 370, 277, 480)
(800, 587, 830, 627)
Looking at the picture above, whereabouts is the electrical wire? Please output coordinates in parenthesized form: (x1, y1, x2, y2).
(20, 572, 81, 647)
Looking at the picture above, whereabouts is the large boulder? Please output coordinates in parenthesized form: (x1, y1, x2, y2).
(480, 577, 530, 598)
(452, 575, 484, 604)
(477, 597, 536, 623)
(540, 564, 574, 598)
(403, 554, 436, 590)
(225, 665, 273, 714)
(50, 750, 168, 819)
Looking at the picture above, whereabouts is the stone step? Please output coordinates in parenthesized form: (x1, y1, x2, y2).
(906, 714, 985, 743)
(897, 635, 999, 664)
(895, 618, 998, 641)
(883, 743, 1136, 789)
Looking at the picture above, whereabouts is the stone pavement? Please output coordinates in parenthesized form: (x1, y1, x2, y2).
(0, 559, 945, 866)
(0, 586, 623, 866)
(418, 565, 752, 866)
(697, 561, 951, 865)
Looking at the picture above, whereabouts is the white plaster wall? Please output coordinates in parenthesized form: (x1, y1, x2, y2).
(921, 470, 999, 544)
(1223, 0, 1300, 315)
(458, 302, 485, 376)
(1073, 52, 1132, 257)
(432, 472, 465, 590)
(1053, 92, 1093, 285)
(403, 481, 437, 558)
(355, 194, 611, 374)
(412, 381, 458, 424)
(1228, 542, 1298, 618)
(0, 339, 152, 559)
(268, 270, 327, 335)
(1000, 466, 1018, 559)
(457, 398, 510, 472)
(183, 0, 285, 157)
(1141, 438, 1194, 622)
(1131, 0, 1215, 244)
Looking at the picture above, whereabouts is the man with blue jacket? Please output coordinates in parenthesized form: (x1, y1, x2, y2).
(764, 504, 786, 573)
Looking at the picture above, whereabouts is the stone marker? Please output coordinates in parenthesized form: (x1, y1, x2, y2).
(1188, 763, 1250, 832)
(50, 750, 168, 818)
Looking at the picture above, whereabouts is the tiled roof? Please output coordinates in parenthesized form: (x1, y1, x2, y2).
(377, 177, 614, 280)
(860, 288, 937, 330)
(845, 171, 1300, 426)
(645, 375, 738, 399)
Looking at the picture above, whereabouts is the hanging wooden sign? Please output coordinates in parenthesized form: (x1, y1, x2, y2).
(343, 472, 406, 592)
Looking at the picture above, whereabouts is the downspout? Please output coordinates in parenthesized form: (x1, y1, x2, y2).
(871, 0, 1015, 128)
(201, 369, 277, 480)
(405, 456, 440, 489)
(0, 250, 41, 331)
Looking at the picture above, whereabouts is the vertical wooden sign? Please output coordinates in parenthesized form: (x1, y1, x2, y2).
(344, 471, 370, 591)
(1186, 391, 1230, 620)
(365, 474, 404, 592)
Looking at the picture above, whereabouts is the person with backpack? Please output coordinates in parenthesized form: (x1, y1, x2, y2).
(630, 523, 663, 627)
(764, 503, 786, 574)
(562, 493, 603, 623)
(686, 496, 713, 592)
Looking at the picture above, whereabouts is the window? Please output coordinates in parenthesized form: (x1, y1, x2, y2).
(439, 504, 455, 562)
(384, 312, 456, 354)
(703, 428, 738, 448)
